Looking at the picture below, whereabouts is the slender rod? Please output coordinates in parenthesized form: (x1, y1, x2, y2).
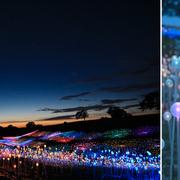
(177, 118, 180, 180)
(170, 117, 175, 180)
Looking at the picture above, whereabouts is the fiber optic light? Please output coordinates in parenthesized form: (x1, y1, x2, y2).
(170, 56, 180, 70)
(171, 102, 180, 119)
(163, 111, 172, 121)
(165, 78, 174, 88)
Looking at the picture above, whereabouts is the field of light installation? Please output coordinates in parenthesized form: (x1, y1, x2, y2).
(0, 0, 160, 179)
(162, 1, 180, 180)
(0, 127, 160, 179)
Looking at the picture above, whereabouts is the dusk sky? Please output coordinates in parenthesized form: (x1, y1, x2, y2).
(0, 1, 159, 127)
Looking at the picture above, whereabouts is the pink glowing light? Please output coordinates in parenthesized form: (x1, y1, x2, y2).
(171, 102, 180, 119)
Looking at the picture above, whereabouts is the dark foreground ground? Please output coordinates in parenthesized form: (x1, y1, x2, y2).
(0, 114, 160, 136)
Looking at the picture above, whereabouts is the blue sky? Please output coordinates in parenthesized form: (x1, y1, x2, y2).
(0, 1, 159, 124)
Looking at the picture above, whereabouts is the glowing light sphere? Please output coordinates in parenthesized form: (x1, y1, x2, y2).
(165, 78, 174, 88)
(36, 162, 39, 167)
(163, 111, 172, 121)
(170, 56, 180, 70)
(170, 102, 180, 119)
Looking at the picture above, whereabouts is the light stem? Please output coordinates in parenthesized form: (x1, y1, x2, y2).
(170, 117, 175, 180)
(177, 117, 180, 180)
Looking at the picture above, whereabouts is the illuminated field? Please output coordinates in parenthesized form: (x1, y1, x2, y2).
(0, 127, 160, 179)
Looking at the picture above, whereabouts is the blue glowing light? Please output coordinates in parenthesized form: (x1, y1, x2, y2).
(170, 56, 180, 70)
(163, 111, 172, 121)
(165, 78, 174, 88)
(163, 27, 180, 38)
(147, 151, 152, 156)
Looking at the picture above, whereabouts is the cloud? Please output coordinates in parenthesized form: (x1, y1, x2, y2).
(39, 98, 142, 116)
(38, 108, 60, 112)
(37, 115, 75, 121)
(123, 104, 140, 109)
(39, 104, 111, 114)
(61, 92, 91, 100)
(101, 98, 137, 104)
(99, 82, 159, 93)
(78, 99, 91, 102)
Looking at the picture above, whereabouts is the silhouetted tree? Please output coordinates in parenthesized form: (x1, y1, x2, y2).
(64, 121, 68, 125)
(139, 91, 160, 111)
(75, 110, 89, 121)
(63, 121, 68, 130)
(7, 125, 17, 129)
(26, 121, 36, 129)
(107, 106, 131, 120)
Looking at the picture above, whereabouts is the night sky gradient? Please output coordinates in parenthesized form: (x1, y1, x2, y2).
(0, 1, 159, 126)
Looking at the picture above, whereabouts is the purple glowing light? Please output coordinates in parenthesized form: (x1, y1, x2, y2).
(170, 102, 180, 119)
(133, 126, 158, 137)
